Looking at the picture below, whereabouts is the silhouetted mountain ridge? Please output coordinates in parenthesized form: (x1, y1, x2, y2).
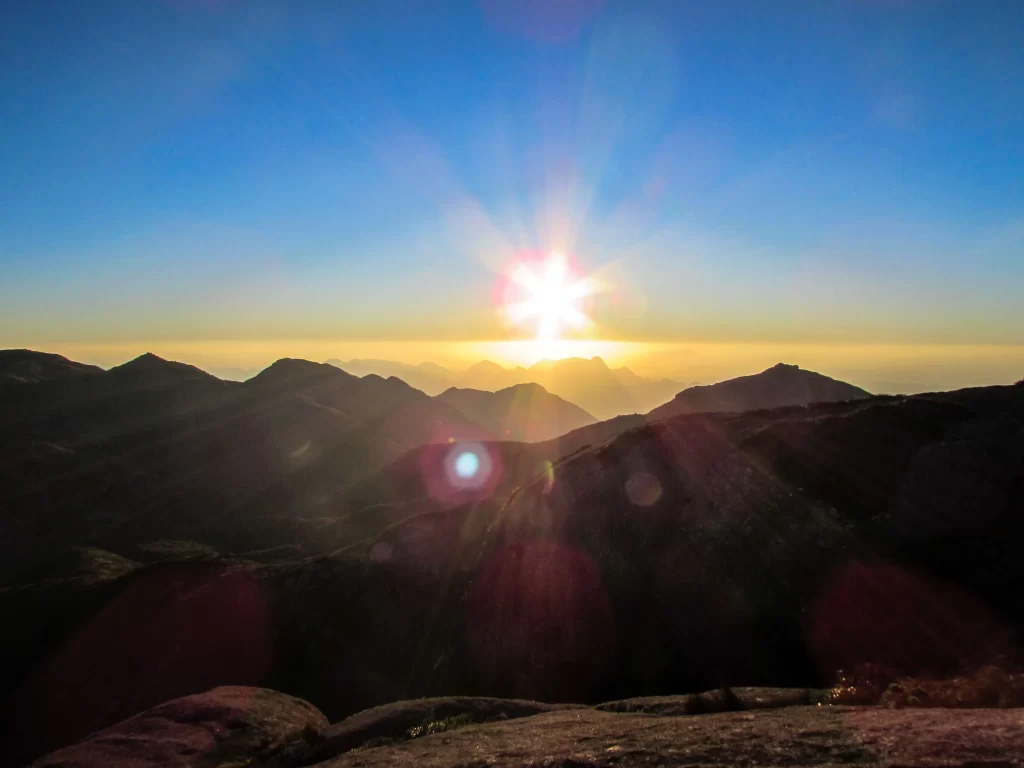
(107, 353, 219, 385)
(325, 359, 455, 395)
(326, 356, 683, 418)
(248, 358, 356, 393)
(0, 350, 484, 582)
(649, 362, 870, 420)
(0, 349, 103, 384)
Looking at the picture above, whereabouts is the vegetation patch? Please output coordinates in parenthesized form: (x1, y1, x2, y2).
(829, 661, 1024, 708)
(405, 712, 478, 740)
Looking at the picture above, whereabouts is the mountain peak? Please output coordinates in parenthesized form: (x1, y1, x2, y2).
(650, 364, 870, 421)
(436, 379, 596, 441)
(248, 358, 355, 391)
(499, 381, 552, 396)
(119, 352, 163, 367)
(108, 353, 216, 383)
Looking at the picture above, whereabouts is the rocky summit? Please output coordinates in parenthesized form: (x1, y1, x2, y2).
(30, 687, 1024, 768)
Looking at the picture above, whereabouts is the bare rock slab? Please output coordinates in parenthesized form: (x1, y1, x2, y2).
(33, 686, 328, 768)
(313, 706, 1024, 768)
(277, 696, 576, 766)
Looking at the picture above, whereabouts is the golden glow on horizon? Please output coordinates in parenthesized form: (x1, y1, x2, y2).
(467, 339, 649, 367)
(13, 339, 1024, 394)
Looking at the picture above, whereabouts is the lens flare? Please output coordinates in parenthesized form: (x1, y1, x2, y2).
(454, 450, 481, 479)
(626, 470, 662, 507)
(504, 251, 597, 341)
(443, 442, 493, 491)
(537, 459, 556, 494)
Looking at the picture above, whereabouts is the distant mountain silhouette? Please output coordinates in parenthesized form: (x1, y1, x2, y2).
(326, 358, 456, 395)
(324, 356, 683, 419)
(436, 382, 597, 442)
(0, 349, 103, 385)
(205, 366, 260, 382)
(451, 357, 680, 420)
(455, 360, 529, 392)
(609, 364, 684, 405)
(649, 362, 870, 421)
(523, 357, 639, 420)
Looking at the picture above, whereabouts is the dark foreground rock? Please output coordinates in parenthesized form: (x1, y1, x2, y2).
(594, 686, 828, 715)
(31, 688, 1024, 768)
(311, 706, 1024, 768)
(32, 686, 327, 768)
(280, 696, 576, 767)
(276, 688, 826, 766)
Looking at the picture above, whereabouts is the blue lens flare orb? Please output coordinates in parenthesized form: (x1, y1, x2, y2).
(454, 450, 481, 479)
(444, 441, 493, 491)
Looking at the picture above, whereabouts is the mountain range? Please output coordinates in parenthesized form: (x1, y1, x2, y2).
(2, 346, 1021, 763)
(0, 350, 873, 586)
(327, 356, 685, 420)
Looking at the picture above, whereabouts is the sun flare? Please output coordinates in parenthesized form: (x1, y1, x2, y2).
(505, 251, 595, 342)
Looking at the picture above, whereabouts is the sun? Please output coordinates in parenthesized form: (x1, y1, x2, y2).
(504, 251, 595, 341)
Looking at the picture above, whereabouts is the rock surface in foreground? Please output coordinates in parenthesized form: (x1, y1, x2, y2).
(315, 706, 1024, 768)
(30, 687, 1024, 768)
(33, 686, 328, 768)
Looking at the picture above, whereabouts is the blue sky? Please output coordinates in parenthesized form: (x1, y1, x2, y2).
(1, 0, 1022, 384)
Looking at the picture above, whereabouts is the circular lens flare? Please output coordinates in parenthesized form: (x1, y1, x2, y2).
(443, 442, 493, 491)
(455, 451, 481, 479)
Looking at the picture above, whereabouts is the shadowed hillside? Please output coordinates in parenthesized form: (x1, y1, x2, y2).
(3, 379, 1022, 764)
(0, 352, 483, 583)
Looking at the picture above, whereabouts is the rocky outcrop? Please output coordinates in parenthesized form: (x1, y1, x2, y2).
(306, 705, 1024, 768)
(35, 689, 1024, 768)
(276, 696, 576, 766)
(32, 686, 327, 768)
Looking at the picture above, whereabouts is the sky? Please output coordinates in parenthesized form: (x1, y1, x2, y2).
(1, 0, 1022, 392)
